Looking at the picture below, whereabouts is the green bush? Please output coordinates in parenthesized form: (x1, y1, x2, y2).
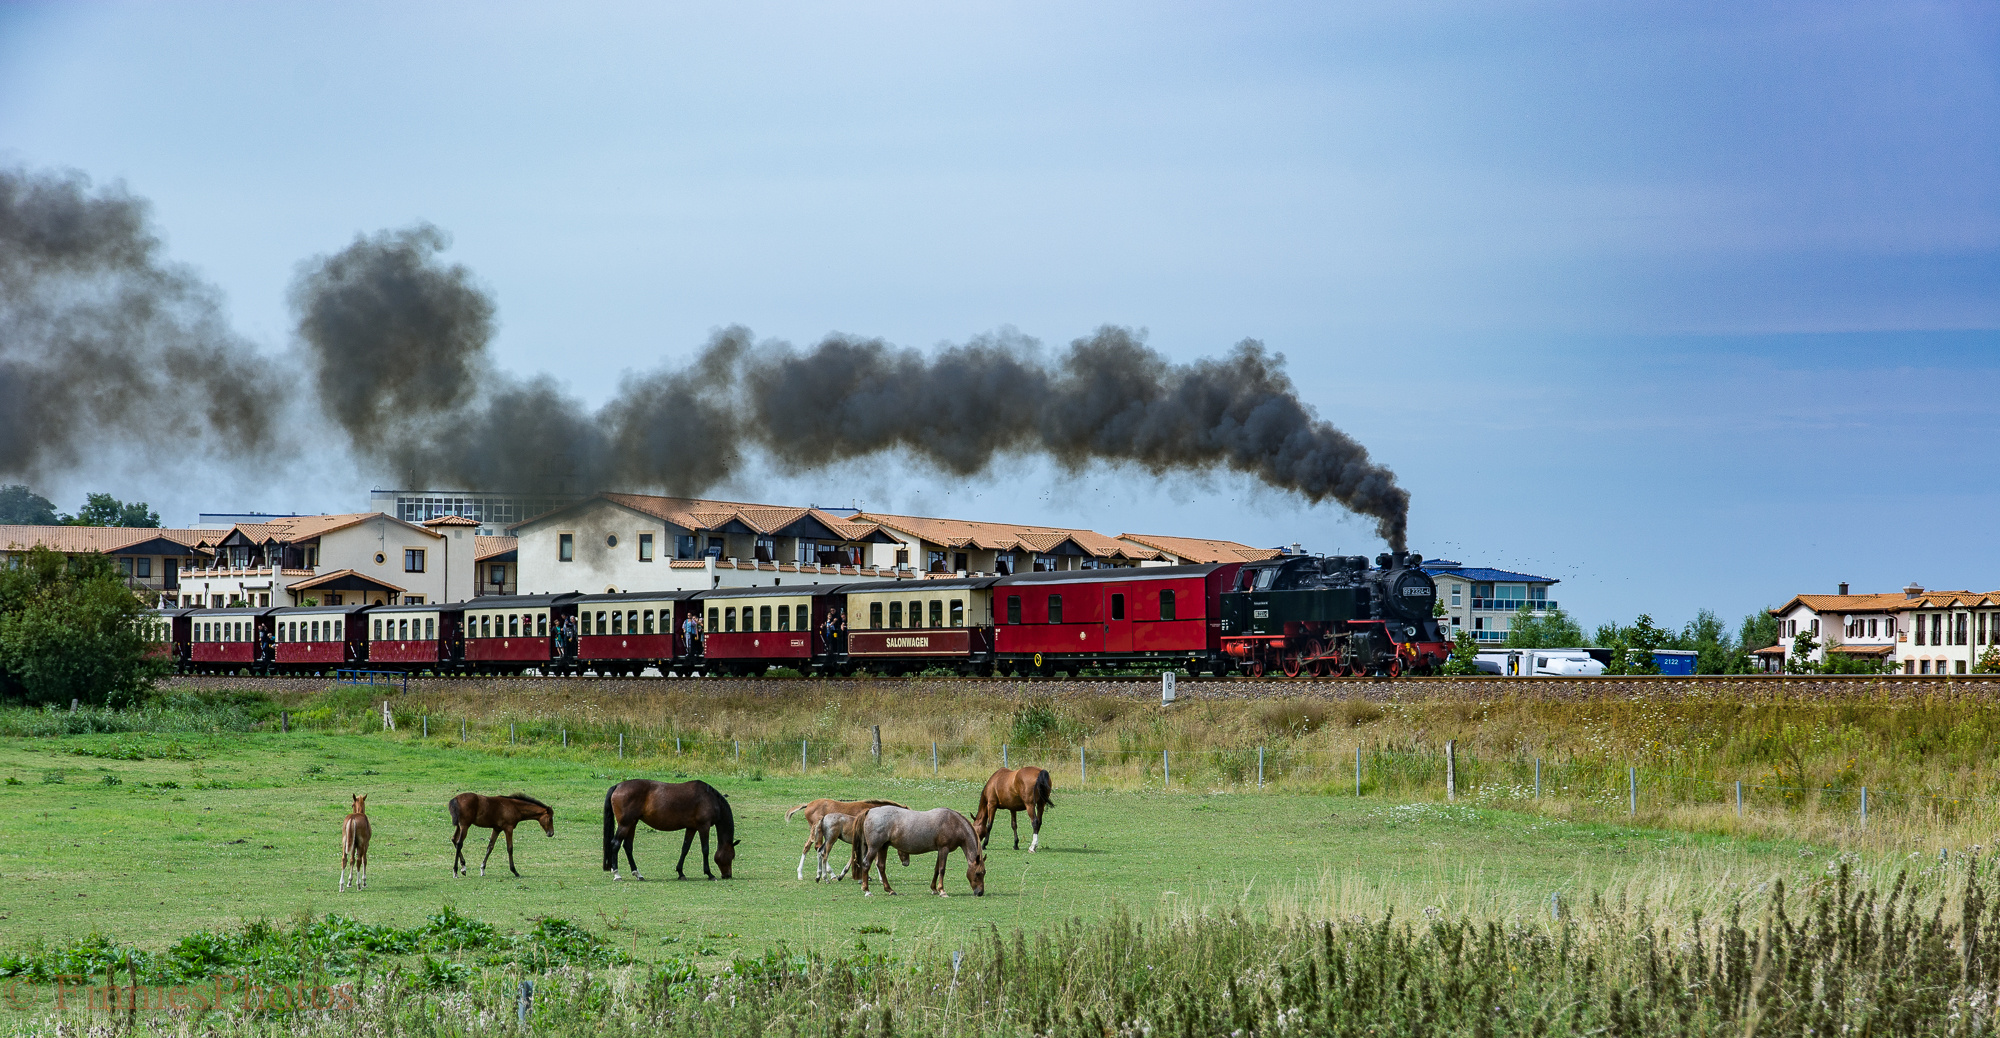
(0, 546, 165, 708)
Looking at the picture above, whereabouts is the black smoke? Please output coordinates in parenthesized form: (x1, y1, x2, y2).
(289, 224, 1409, 546)
(0, 167, 286, 479)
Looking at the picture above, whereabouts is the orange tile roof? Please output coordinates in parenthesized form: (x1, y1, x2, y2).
(1827, 644, 1895, 656)
(221, 512, 440, 545)
(423, 514, 480, 527)
(1117, 533, 1281, 564)
(591, 493, 885, 541)
(0, 525, 208, 554)
(473, 536, 517, 561)
(287, 568, 406, 593)
(1894, 592, 2000, 611)
(1772, 592, 1933, 616)
(858, 512, 1159, 559)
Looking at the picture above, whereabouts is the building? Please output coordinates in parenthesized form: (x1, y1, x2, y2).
(178, 512, 475, 607)
(511, 493, 910, 594)
(855, 513, 1161, 575)
(1114, 533, 1281, 567)
(1420, 560, 1561, 643)
(1764, 583, 2000, 674)
(0, 525, 209, 602)
(368, 489, 581, 537)
(474, 536, 518, 596)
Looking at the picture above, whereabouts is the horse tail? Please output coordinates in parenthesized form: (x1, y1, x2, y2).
(1035, 768, 1054, 810)
(784, 801, 813, 822)
(601, 784, 619, 870)
(448, 795, 462, 829)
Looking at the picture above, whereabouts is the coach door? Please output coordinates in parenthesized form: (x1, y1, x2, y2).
(1103, 581, 1134, 653)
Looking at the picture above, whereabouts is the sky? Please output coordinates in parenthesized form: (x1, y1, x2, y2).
(1, 1, 1996, 631)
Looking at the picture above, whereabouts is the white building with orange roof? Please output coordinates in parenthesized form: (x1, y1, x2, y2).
(0, 525, 209, 604)
(855, 512, 1160, 575)
(1764, 582, 2000, 674)
(179, 512, 474, 607)
(510, 493, 909, 593)
(1115, 533, 1282, 567)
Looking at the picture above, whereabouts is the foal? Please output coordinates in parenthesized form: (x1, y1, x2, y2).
(449, 793, 555, 877)
(339, 794, 370, 892)
(785, 798, 905, 880)
(814, 813, 864, 881)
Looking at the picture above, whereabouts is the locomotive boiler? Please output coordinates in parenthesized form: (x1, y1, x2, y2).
(1219, 550, 1449, 677)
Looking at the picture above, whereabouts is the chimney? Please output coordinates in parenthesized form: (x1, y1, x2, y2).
(1904, 582, 1924, 599)
(1838, 582, 1849, 596)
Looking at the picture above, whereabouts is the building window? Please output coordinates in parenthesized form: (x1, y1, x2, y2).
(1956, 613, 1968, 645)
(1006, 596, 1021, 625)
(928, 550, 948, 573)
(1110, 594, 1125, 621)
(1932, 614, 1942, 645)
(638, 533, 654, 561)
(1035, 554, 1058, 572)
(489, 564, 507, 587)
(1160, 589, 1176, 621)
(996, 553, 1015, 576)
(1868, 618, 1878, 638)
(889, 602, 903, 628)
(755, 537, 776, 562)
(1921, 660, 1930, 674)
(953, 552, 967, 572)
(1958, 660, 1968, 674)
(870, 602, 884, 629)
(136, 558, 152, 579)
(559, 533, 574, 562)
(405, 549, 426, 572)
(895, 548, 910, 566)
(1449, 584, 1461, 607)
(1048, 595, 1063, 624)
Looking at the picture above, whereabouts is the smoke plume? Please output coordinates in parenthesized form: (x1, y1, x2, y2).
(289, 225, 1409, 546)
(0, 167, 286, 479)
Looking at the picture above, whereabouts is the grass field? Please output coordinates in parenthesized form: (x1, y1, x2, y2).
(0, 724, 1880, 967)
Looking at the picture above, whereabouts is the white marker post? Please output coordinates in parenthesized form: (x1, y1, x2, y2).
(1161, 671, 1176, 705)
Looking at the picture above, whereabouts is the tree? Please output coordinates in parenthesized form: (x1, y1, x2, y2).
(0, 485, 59, 525)
(1599, 614, 1669, 675)
(1976, 644, 2000, 674)
(1503, 606, 1586, 648)
(0, 546, 164, 708)
(1679, 609, 1749, 674)
(66, 493, 160, 528)
(1786, 627, 1820, 674)
(1441, 628, 1482, 676)
(1739, 609, 1779, 654)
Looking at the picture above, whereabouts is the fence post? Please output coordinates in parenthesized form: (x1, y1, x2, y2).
(563, 729, 568, 748)
(1257, 746, 1264, 788)
(1080, 744, 1086, 785)
(676, 736, 682, 755)
(422, 714, 427, 738)
(1356, 745, 1362, 796)
(1163, 749, 1170, 788)
(802, 738, 807, 772)
(933, 740, 939, 776)
(1534, 758, 1541, 799)
(382, 701, 394, 731)
(511, 723, 516, 745)
(1003, 744, 1008, 768)
(461, 718, 466, 741)
(1736, 779, 1743, 817)
(1628, 766, 1636, 817)
(872, 726, 882, 762)
(70, 698, 78, 714)
(1445, 741, 1456, 801)
(735, 739, 740, 762)
(282, 710, 290, 733)
(1861, 786, 1868, 829)
(618, 733, 624, 759)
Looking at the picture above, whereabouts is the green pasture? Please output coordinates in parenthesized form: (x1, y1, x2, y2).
(0, 729, 1832, 966)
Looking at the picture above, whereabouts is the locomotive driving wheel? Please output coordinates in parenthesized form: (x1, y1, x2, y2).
(1386, 657, 1402, 679)
(1281, 652, 1303, 678)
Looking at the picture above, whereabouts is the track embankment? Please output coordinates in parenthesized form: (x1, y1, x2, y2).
(158, 672, 2000, 703)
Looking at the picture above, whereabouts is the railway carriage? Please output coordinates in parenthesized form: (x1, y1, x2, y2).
(695, 584, 841, 676)
(571, 590, 700, 676)
(461, 594, 580, 675)
(186, 606, 278, 673)
(993, 564, 1239, 675)
(270, 603, 370, 674)
(838, 575, 999, 675)
(145, 607, 194, 671)
(366, 602, 464, 672)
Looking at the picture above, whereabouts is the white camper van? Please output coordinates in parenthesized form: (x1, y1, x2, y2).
(1475, 649, 1606, 677)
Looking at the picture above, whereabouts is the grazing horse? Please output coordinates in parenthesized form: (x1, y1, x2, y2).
(339, 794, 370, 891)
(850, 806, 986, 897)
(448, 793, 555, 877)
(603, 779, 737, 881)
(785, 798, 906, 880)
(973, 766, 1054, 851)
(814, 813, 865, 881)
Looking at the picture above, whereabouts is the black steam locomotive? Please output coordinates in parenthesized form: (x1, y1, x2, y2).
(1219, 551, 1449, 677)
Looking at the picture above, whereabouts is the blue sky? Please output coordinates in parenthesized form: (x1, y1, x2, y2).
(2, 2, 1996, 630)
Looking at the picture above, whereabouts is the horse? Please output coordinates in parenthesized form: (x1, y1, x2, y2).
(603, 779, 737, 881)
(849, 806, 985, 897)
(448, 793, 555, 877)
(814, 813, 865, 881)
(785, 798, 906, 880)
(973, 766, 1054, 851)
(339, 794, 370, 892)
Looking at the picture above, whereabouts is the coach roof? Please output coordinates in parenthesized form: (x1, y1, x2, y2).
(993, 564, 1224, 587)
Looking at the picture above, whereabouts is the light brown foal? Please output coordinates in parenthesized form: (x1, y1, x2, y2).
(786, 798, 905, 880)
(339, 794, 370, 891)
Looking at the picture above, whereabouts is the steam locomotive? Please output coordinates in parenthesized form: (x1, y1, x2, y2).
(156, 550, 1449, 678)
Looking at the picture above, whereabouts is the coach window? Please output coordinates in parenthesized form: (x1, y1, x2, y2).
(929, 601, 943, 627)
(642, 610, 654, 635)
(614, 610, 626, 635)
(1048, 595, 1063, 624)
(756, 605, 769, 631)
(950, 600, 964, 627)
(1110, 594, 1125, 621)
(721, 606, 734, 632)
(777, 605, 791, 632)
(559, 533, 574, 562)
(796, 605, 808, 631)
(1006, 596, 1021, 624)
(507, 615, 519, 637)
(398, 619, 408, 640)
(870, 602, 884, 629)
(426, 618, 436, 640)
(1160, 590, 1176, 621)
(889, 602, 903, 628)
(483, 615, 494, 638)
(708, 607, 719, 631)
(309, 620, 319, 641)
(628, 610, 638, 633)
(639, 533, 654, 562)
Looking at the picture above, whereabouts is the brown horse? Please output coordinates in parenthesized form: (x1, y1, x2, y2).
(973, 766, 1054, 851)
(603, 779, 737, 881)
(785, 798, 906, 880)
(339, 794, 370, 891)
(850, 806, 986, 897)
(449, 793, 555, 877)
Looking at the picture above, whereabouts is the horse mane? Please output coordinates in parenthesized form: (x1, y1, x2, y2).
(504, 793, 551, 811)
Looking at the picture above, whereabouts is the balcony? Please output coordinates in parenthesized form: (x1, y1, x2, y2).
(1470, 598, 1557, 612)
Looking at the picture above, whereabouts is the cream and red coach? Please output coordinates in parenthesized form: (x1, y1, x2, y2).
(462, 593, 580, 675)
(185, 606, 279, 674)
(571, 590, 701, 675)
(271, 603, 370, 674)
(366, 601, 464, 672)
(695, 584, 841, 676)
(836, 576, 998, 674)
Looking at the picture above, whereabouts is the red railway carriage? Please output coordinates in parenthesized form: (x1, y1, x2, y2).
(461, 593, 579, 674)
(992, 564, 1240, 674)
(695, 584, 844, 676)
(364, 602, 464, 671)
(145, 608, 193, 671)
(270, 604, 370, 674)
(186, 606, 278, 673)
(572, 590, 700, 675)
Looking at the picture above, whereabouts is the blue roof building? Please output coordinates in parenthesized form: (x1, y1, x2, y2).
(1420, 560, 1561, 643)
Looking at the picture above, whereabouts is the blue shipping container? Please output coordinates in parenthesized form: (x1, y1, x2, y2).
(1652, 649, 1697, 675)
